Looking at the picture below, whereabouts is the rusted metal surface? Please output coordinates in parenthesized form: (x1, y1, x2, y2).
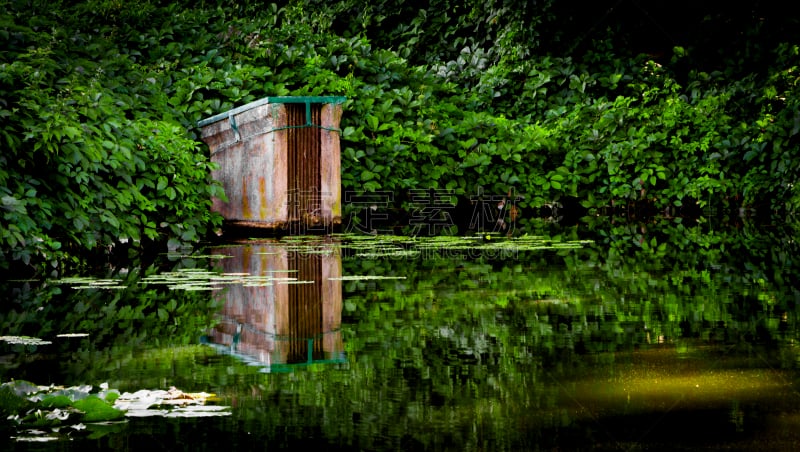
(320, 102, 343, 224)
(286, 103, 322, 226)
(286, 251, 322, 361)
(205, 242, 343, 368)
(199, 97, 344, 233)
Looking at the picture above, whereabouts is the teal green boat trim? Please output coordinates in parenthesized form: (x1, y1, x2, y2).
(198, 96, 347, 128)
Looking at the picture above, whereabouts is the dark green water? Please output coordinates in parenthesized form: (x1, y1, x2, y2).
(2, 219, 800, 451)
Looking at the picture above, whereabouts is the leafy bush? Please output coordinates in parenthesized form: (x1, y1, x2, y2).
(2, 0, 800, 273)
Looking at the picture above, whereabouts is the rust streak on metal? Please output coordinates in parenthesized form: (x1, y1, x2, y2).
(241, 176, 250, 219)
(259, 176, 267, 220)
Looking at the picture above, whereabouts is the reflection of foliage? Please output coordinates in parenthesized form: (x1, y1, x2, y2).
(0, 262, 222, 386)
(334, 218, 800, 369)
(257, 220, 793, 448)
(2, 220, 800, 448)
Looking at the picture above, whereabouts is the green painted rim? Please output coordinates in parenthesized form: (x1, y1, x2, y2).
(198, 96, 347, 127)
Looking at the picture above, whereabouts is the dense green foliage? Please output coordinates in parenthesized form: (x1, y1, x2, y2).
(2, 0, 799, 274)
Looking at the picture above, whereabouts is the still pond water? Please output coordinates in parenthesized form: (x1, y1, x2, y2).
(2, 218, 800, 451)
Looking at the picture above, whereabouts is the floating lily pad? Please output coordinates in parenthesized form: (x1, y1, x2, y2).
(56, 333, 90, 338)
(72, 396, 125, 422)
(113, 387, 229, 418)
(70, 285, 128, 290)
(163, 405, 232, 418)
(2, 380, 231, 441)
(40, 395, 73, 409)
(140, 269, 308, 291)
(0, 336, 52, 346)
(336, 233, 593, 256)
(168, 285, 220, 291)
(13, 433, 59, 443)
(53, 277, 128, 289)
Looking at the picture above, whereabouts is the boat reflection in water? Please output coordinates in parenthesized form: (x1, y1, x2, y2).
(203, 240, 344, 372)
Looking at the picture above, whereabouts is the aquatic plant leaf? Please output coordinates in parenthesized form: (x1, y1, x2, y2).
(112, 387, 228, 418)
(164, 405, 232, 417)
(73, 396, 125, 422)
(53, 277, 127, 289)
(70, 285, 128, 290)
(41, 385, 94, 403)
(40, 395, 72, 409)
(0, 336, 52, 346)
(2, 381, 228, 427)
(124, 408, 169, 417)
(0, 384, 31, 416)
(13, 433, 60, 443)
